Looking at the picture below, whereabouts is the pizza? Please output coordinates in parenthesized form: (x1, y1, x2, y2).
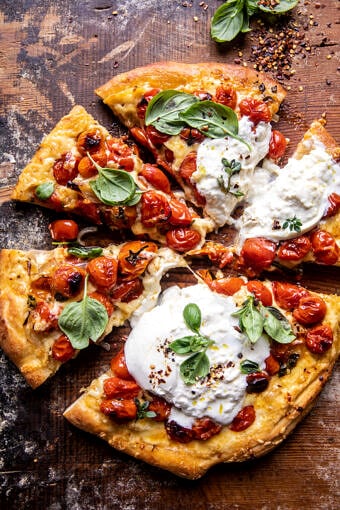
(0, 240, 185, 388)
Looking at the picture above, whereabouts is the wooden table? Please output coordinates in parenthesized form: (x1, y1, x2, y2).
(0, 1, 339, 508)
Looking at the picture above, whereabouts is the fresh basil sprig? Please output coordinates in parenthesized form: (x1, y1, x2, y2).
(67, 246, 103, 259)
(240, 359, 260, 374)
(211, 0, 299, 43)
(58, 274, 108, 350)
(169, 303, 214, 385)
(282, 216, 302, 233)
(35, 182, 54, 200)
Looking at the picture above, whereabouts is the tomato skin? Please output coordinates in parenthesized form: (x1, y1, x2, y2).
(265, 354, 280, 375)
(87, 256, 118, 289)
(148, 396, 171, 422)
(165, 420, 193, 443)
(118, 240, 157, 277)
(209, 277, 244, 296)
(52, 334, 76, 362)
(239, 98, 271, 124)
(293, 295, 327, 326)
(277, 236, 311, 261)
(106, 138, 136, 172)
(110, 278, 143, 303)
(178, 151, 197, 182)
(268, 130, 287, 159)
(136, 88, 160, 119)
(77, 128, 105, 155)
(166, 227, 201, 252)
(191, 418, 222, 441)
(53, 152, 79, 185)
(74, 200, 101, 225)
(100, 398, 137, 420)
(246, 371, 270, 393)
(31, 301, 58, 332)
(101, 205, 137, 230)
(229, 405, 256, 432)
(139, 164, 171, 194)
(78, 151, 107, 178)
(310, 229, 339, 265)
(214, 85, 237, 110)
(110, 349, 134, 380)
(246, 280, 272, 306)
(179, 128, 205, 145)
(88, 291, 114, 316)
(168, 198, 192, 227)
(241, 237, 276, 271)
(193, 90, 212, 101)
(324, 193, 340, 218)
(140, 190, 171, 227)
(103, 376, 140, 399)
(52, 265, 86, 298)
(145, 125, 170, 146)
(48, 219, 79, 242)
(272, 281, 309, 310)
(305, 324, 333, 354)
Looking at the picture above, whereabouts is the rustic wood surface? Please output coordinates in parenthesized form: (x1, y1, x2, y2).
(0, 1, 339, 508)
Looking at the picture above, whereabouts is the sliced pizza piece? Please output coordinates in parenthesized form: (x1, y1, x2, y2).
(0, 241, 186, 388)
(64, 276, 340, 479)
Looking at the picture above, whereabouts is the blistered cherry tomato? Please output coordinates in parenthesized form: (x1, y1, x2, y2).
(264, 354, 280, 375)
(268, 130, 287, 159)
(111, 278, 144, 302)
(139, 164, 171, 194)
(100, 398, 137, 420)
(241, 237, 276, 271)
(31, 301, 58, 332)
(140, 190, 171, 227)
(214, 85, 237, 110)
(229, 405, 256, 432)
(165, 420, 193, 443)
(178, 152, 197, 182)
(103, 376, 140, 399)
(166, 227, 201, 252)
(118, 240, 157, 277)
(169, 198, 192, 227)
(130, 127, 154, 152)
(88, 291, 114, 316)
(45, 192, 63, 212)
(239, 98, 271, 124)
(246, 371, 270, 393)
(48, 219, 79, 242)
(78, 151, 107, 178)
(324, 193, 340, 218)
(77, 128, 105, 155)
(192, 418, 222, 441)
(52, 334, 76, 362)
(246, 280, 272, 306)
(272, 281, 309, 310)
(277, 236, 311, 261)
(101, 205, 137, 230)
(310, 229, 339, 265)
(305, 324, 333, 354)
(106, 137, 135, 171)
(293, 295, 327, 326)
(53, 152, 79, 185)
(148, 396, 171, 422)
(110, 349, 134, 380)
(209, 277, 244, 296)
(145, 125, 170, 146)
(87, 256, 118, 289)
(136, 88, 160, 119)
(52, 265, 85, 298)
(74, 200, 101, 225)
(179, 128, 205, 145)
(193, 90, 212, 101)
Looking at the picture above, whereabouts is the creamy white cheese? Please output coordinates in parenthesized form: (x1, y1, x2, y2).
(193, 117, 272, 227)
(125, 284, 269, 427)
(238, 137, 340, 242)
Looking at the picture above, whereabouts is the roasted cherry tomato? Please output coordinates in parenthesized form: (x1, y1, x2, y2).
(209, 277, 244, 296)
(77, 151, 107, 178)
(118, 240, 157, 277)
(305, 324, 333, 354)
(74, 200, 101, 225)
(140, 190, 171, 227)
(101, 205, 137, 230)
(106, 137, 136, 172)
(178, 151, 197, 182)
(136, 88, 160, 119)
(268, 130, 287, 159)
(246, 280, 272, 306)
(166, 227, 201, 252)
(48, 219, 79, 242)
(239, 98, 271, 124)
(103, 376, 140, 399)
(100, 398, 137, 420)
(88, 291, 114, 316)
(277, 236, 311, 261)
(324, 193, 340, 218)
(52, 334, 76, 362)
(264, 354, 280, 375)
(168, 198, 192, 227)
(165, 420, 193, 443)
(241, 237, 276, 271)
(110, 349, 134, 380)
(53, 152, 79, 185)
(246, 371, 270, 393)
(130, 127, 154, 152)
(229, 405, 256, 432)
(87, 256, 118, 289)
(192, 418, 222, 441)
(148, 396, 171, 422)
(77, 128, 105, 155)
(194, 242, 234, 269)
(45, 192, 63, 212)
(145, 125, 170, 146)
(31, 301, 58, 332)
(272, 281, 309, 310)
(293, 295, 327, 326)
(179, 128, 205, 145)
(310, 229, 339, 265)
(52, 265, 86, 298)
(193, 90, 212, 101)
(110, 278, 144, 302)
(139, 164, 171, 194)
(214, 85, 237, 110)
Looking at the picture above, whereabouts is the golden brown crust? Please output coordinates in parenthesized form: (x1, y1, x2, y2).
(64, 290, 340, 479)
(95, 61, 286, 128)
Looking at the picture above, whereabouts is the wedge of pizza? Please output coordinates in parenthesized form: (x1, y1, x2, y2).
(64, 276, 340, 479)
(0, 241, 186, 388)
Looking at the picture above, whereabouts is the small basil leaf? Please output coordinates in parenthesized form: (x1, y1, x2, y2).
(145, 90, 199, 135)
(241, 304, 264, 343)
(241, 8, 251, 33)
(245, 0, 259, 16)
(35, 182, 54, 200)
(180, 351, 210, 385)
(90, 171, 135, 206)
(262, 306, 296, 344)
(124, 190, 142, 206)
(257, 0, 298, 14)
(67, 246, 103, 259)
(240, 359, 260, 374)
(210, 0, 245, 43)
(170, 336, 199, 354)
(183, 303, 201, 333)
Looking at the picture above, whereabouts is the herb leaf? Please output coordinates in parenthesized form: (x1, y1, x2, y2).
(180, 100, 239, 139)
(233, 297, 264, 343)
(180, 351, 211, 385)
(170, 335, 212, 354)
(35, 182, 54, 200)
(183, 303, 201, 333)
(135, 399, 157, 420)
(240, 359, 260, 374)
(58, 275, 108, 350)
(211, 0, 245, 43)
(282, 216, 302, 233)
(262, 306, 296, 344)
(218, 158, 244, 198)
(67, 246, 103, 259)
(257, 0, 298, 14)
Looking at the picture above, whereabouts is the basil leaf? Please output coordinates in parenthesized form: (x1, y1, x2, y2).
(180, 351, 210, 385)
(145, 90, 199, 135)
(211, 0, 245, 43)
(67, 246, 103, 259)
(240, 359, 260, 374)
(183, 303, 201, 333)
(124, 190, 143, 206)
(170, 336, 199, 354)
(263, 306, 296, 344)
(240, 8, 251, 33)
(35, 182, 54, 200)
(245, 0, 259, 16)
(234, 297, 264, 343)
(257, 0, 298, 14)
(90, 171, 135, 205)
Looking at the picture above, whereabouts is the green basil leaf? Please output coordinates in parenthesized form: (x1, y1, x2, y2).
(257, 0, 298, 14)
(210, 0, 245, 43)
(262, 306, 296, 344)
(245, 0, 259, 16)
(234, 297, 264, 343)
(240, 359, 260, 374)
(145, 90, 199, 135)
(35, 182, 54, 200)
(180, 351, 210, 385)
(241, 8, 251, 33)
(183, 303, 202, 333)
(124, 190, 143, 206)
(170, 336, 199, 354)
(67, 246, 103, 259)
(90, 170, 135, 206)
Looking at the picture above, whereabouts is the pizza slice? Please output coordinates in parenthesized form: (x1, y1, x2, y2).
(64, 275, 340, 479)
(0, 241, 186, 388)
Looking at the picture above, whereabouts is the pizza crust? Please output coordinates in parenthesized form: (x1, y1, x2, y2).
(64, 291, 340, 479)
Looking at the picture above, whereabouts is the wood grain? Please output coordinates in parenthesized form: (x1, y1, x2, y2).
(0, 1, 339, 508)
